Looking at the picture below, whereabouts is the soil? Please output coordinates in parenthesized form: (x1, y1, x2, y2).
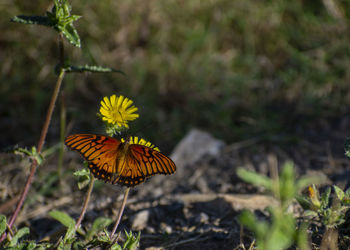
(1, 117, 350, 249)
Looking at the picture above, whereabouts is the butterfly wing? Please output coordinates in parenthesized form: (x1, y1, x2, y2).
(64, 134, 121, 183)
(112, 144, 176, 186)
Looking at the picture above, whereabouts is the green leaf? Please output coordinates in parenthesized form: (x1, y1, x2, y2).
(263, 210, 296, 250)
(279, 162, 296, 205)
(49, 210, 75, 228)
(345, 187, 350, 197)
(64, 65, 125, 75)
(296, 223, 310, 250)
(320, 187, 331, 209)
(334, 185, 345, 201)
(73, 168, 90, 177)
(123, 230, 140, 250)
(12, 15, 52, 26)
(9, 227, 30, 246)
(65, 15, 82, 24)
(61, 23, 81, 47)
(74, 168, 91, 189)
(237, 168, 272, 190)
(13, 146, 44, 166)
(111, 243, 123, 250)
(304, 210, 318, 217)
(0, 215, 6, 235)
(87, 217, 113, 240)
(63, 223, 76, 243)
(239, 210, 268, 237)
(295, 195, 311, 210)
(26, 241, 37, 250)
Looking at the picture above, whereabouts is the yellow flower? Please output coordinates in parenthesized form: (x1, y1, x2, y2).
(100, 95, 139, 128)
(122, 136, 160, 152)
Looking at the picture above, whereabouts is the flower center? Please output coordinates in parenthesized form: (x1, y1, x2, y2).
(111, 109, 124, 124)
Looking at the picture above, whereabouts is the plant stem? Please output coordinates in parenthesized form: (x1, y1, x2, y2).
(0, 34, 66, 243)
(111, 187, 130, 239)
(75, 174, 95, 230)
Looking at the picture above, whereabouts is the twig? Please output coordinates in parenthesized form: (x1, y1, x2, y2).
(0, 33, 66, 243)
(111, 187, 130, 239)
(75, 174, 95, 230)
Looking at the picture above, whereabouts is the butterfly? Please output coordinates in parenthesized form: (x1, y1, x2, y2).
(64, 134, 176, 187)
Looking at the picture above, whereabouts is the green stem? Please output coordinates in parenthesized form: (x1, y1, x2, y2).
(75, 174, 95, 230)
(111, 187, 130, 239)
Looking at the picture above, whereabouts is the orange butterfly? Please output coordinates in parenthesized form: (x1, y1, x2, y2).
(65, 134, 176, 187)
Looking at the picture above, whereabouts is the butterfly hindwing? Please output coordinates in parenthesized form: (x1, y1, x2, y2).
(65, 134, 120, 183)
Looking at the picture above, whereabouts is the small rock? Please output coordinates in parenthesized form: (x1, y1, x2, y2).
(131, 210, 150, 231)
(193, 212, 209, 224)
(160, 222, 172, 234)
(171, 129, 225, 174)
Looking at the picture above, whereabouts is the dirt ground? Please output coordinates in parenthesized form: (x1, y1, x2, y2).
(1, 117, 350, 249)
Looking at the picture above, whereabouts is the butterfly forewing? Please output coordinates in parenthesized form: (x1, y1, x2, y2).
(65, 134, 120, 183)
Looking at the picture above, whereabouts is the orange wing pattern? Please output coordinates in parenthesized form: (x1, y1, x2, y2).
(112, 144, 176, 186)
(65, 134, 121, 183)
(65, 134, 176, 187)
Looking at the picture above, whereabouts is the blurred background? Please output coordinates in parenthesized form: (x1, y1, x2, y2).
(1, 0, 350, 153)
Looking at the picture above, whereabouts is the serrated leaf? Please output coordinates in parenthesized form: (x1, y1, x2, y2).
(62, 23, 81, 47)
(64, 65, 125, 75)
(237, 168, 272, 190)
(12, 15, 52, 26)
(9, 227, 30, 246)
(73, 168, 90, 177)
(334, 185, 345, 201)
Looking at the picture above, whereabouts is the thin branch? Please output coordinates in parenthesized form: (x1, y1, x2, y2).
(111, 187, 130, 239)
(75, 174, 95, 230)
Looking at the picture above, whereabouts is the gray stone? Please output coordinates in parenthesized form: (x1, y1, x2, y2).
(131, 209, 150, 231)
(170, 129, 225, 174)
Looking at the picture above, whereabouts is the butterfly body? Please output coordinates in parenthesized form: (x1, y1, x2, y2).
(65, 134, 176, 187)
